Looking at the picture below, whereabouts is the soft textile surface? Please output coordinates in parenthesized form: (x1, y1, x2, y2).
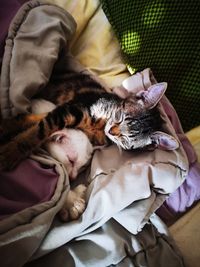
(169, 201, 200, 267)
(0, 1, 189, 267)
(101, 0, 200, 132)
(186, 126, 200, 162)
(0, 0, 26, 68)
(0, 0, 77, 118)
(156, 98, 200, 225)
(26, 215, 185, 267)
(0, 159, 58, 220)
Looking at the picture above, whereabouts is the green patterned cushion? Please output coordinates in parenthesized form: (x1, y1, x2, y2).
(101, 0, 200, 131)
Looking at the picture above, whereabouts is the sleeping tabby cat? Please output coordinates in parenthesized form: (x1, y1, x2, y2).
(0, 71, 179, 172)
(0, 71, 179, 221)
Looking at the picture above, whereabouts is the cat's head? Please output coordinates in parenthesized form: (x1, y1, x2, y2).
(105, 83, 179, 151)
(45, 129, 93, 180)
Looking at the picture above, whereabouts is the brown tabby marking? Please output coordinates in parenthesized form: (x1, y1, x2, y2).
(0, 71, 178, 171)
(77, 115, 107, 145)
(57, 90, 75, 104)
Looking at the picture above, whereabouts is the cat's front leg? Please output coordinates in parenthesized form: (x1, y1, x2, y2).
(0, 124, 45, 171)
(59, 184, 87, 222)
(0, 140, 29, 170)
(0, 140, 42, 171)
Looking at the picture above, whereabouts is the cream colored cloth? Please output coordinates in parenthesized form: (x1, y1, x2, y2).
(170, 202, 200, 267)
(50, 0, 129, 87)
(169, 128, 200, 267)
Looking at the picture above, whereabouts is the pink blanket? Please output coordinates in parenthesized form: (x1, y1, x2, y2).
(0, 159, 58, 220)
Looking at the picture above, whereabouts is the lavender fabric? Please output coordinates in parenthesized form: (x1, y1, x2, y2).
(0, 159, 58, 220)
(157, 96, 200, 225)
(0, 0, 27, 67)
(0, 0, 59, 221)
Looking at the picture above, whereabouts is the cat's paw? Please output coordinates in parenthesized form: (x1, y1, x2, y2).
(59, 198, 86, 222)
(59, 184, 87, 222)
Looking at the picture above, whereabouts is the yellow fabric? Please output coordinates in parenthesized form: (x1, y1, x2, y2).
(50, 0, 129, 87)
(169, 202, 200, 267)
(186, 126, 200, 161)
(186, 126, 200, 145)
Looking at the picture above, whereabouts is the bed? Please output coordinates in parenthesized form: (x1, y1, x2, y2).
(0, 1, 199, 267)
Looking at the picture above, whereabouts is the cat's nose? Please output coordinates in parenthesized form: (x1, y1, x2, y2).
(109, 125, 120, 136)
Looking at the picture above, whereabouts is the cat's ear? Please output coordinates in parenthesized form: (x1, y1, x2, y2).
(136, 82, 167, 110)
(150, 131, 179, 150)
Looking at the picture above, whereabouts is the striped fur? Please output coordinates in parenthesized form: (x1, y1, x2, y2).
(0, 71, 165, 170)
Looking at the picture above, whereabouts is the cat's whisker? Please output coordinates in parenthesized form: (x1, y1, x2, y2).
(116, 142, 123, 154)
